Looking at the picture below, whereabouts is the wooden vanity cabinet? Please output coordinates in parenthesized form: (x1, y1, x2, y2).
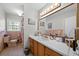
(29, 37, 34, 55)
(33, 40, 38, 56)
(45, 47, 61, 56)
(38, 42, 45, 56)
(29, 37, 62, 56)
(29, 37, 45, 56)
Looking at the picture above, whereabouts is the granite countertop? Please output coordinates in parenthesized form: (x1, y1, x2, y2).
(29, 35, 79, 56)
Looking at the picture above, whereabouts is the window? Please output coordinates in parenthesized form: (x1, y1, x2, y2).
(7, 21, 21, 31)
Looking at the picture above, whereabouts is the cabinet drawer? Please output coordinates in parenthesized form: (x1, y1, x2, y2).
(45, 47, 61, 56)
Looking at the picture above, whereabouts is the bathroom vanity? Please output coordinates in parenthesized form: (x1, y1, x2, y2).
(29, 35, 79, 56)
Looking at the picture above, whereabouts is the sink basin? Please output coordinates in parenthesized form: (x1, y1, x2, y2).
(36, 35, 62, 42)
(55, 37, 62, 42)
(47, 37, 63, 42)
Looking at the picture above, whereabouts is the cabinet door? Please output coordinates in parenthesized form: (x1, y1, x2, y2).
(38, 42, 45, 56)
(29, 37, 34, 54)
(33, 40, 38, 56)
(45, 47, 61, 56)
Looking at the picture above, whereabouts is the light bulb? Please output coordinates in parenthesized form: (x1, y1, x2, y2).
(47, 8, 50, 12)
(41, 12, 44, 16)
(54, 3, 58, 6)
(50, 5, 54, 9)
(44, 10, 46, 14)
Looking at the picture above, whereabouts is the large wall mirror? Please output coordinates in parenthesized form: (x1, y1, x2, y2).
(38, 3, 77, 38)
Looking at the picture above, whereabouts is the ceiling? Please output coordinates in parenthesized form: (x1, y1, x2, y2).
(24, 3, 46, 11)
(0, 3, 24, 16)
(0, 3, 46, 16)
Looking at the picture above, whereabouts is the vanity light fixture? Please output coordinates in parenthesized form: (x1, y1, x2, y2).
(40, 3, 61, 17)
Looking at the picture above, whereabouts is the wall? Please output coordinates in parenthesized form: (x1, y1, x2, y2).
(24, 5, 38, 48)
(0, 5, 5, 32)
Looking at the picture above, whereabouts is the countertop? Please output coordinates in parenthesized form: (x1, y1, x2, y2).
(29, 35, 79, 56)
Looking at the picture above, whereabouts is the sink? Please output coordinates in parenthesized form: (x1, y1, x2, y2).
(47, 37, 63, 42)
(36, 35, 62, 42)
(55, 37, 62, 42)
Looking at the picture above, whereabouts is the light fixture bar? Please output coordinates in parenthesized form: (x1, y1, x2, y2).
(40, 3, 61, 17)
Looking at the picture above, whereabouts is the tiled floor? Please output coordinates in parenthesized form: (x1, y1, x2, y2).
(0, 45, 32, 56)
